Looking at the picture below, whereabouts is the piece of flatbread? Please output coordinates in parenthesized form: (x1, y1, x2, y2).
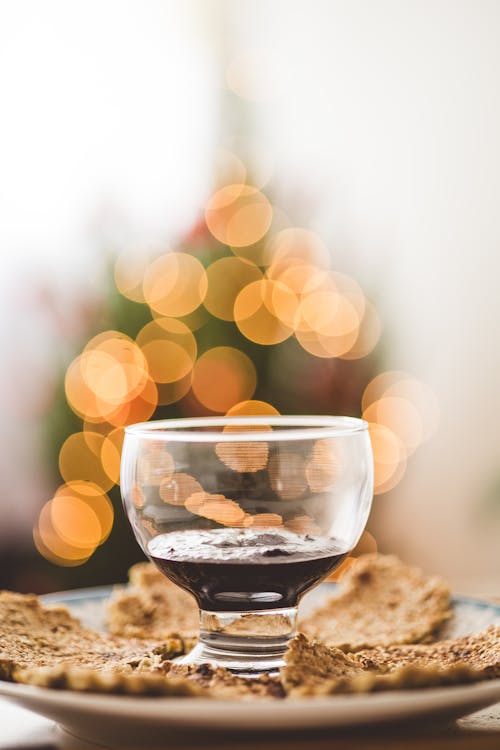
(107, 563, 199, 640)
(354, 625, 500, 676)
(281, 628, 500, 696)
(2, 590, 498, 700)
(13, 665, 203, 696)
(14, 661, 282, 699)
(0, 591, 186, 686)
(0, 590, 277, 699)
(161, 662, 284, 699)
(299, 554, 451, 651)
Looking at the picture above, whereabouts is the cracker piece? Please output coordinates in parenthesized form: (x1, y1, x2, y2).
(107, 563, 199, 640)
(280, 633, 365, 696)
(354, 625, 500, 677)
(281, 628, 500, 696)
(0, 591, 185, 682)
(162, 662, 284, 699)
(128, 562, 167, 588)
(299, 554, 451, 650)
(13, 665, 203, 696)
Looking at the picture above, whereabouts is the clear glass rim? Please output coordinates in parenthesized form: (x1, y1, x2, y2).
(124, 415, 368, 443)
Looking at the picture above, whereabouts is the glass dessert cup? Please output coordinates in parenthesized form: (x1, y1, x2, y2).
(121, 416, 373, 677)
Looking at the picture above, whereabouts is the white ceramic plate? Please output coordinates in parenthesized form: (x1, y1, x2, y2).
(0, 586, 499, 747)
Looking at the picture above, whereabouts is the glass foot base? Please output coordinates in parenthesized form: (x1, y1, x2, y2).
(176, 607, 298, 677)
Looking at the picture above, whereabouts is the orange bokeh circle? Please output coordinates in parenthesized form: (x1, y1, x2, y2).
(234, 279, 297, 345)
(191, 347, 257, 413)
(143, 252, 208, 318)
(204, 257, 262, 321)
(58, 432, 116, 491)
(53, 480, 114, 545)
(226, 400, 280, 416)
(205, 184, 273, 248)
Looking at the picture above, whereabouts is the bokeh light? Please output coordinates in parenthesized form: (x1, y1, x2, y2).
(65, 354, 110, 423)
(114, 252, 150, 303)
(264, 227, 330, 268)
(384, 377, 440, 442)
(216, 438, 269, 473)
(184, 491, 208, 514)
(205, 184, 273, 248)
(193, 494, 247, 526)
(42, 161, 436, 573)
(266, 259, 326, 298)
(143, 252, 208, 318)
(216, 417, 272, 473)
(159, 471, 200, 505)
(234, 279, 297, 345)
(362, 370, 408, 413)
(364, 396, 423, 455)
(59, 432, 116, 492)
(34, 520, 93, 567)
(340, 300, 381, 360)
(50, 495, 102, 548)
(34, 481, 113, 567)
(100, 428, 124, 485)
(155, 374, 193, 407)
(192, 346, 257, 413)
(138, 446, 175, 487)
(296, 319, 360, 359)
(368, 423, 407, 495)
(213, 148, 247, 186)
(292, 272, 363, 357)
(106, 375, 158, 426)
(362, 371, 439, 493)
(299, 290, 360, 337)
(226, 400, 280, 416)
(204, 256, 262, 321)
(306, 439, 342, 492)
(137, 318, 197, 366)
(53, 481, 114, 545)
(142, 340, 192, 383)
(84, 331, 148, 395)
(65, 332, 150, 425)
(265, 257, 373, 361)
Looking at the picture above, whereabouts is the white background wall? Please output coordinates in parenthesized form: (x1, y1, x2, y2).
(0, 0, 499, 590)
(248, 0, 500, 591)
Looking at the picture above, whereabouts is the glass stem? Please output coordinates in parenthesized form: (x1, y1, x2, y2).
(177, 607, 298, 677)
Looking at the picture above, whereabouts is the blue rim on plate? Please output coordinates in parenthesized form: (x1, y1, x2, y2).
(40, 584, 500, 638)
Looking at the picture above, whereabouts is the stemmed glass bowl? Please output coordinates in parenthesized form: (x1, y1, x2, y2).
(121, 416, 373, 676)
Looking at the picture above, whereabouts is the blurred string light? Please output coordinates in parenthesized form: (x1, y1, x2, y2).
(192, 346, 257, 413)
(34, 481, 113, 567)
(129, 434, 351, 531)
(362, 372, 440, 495)
(204, 257, 262, 321)
(143, 252, 208, 317)
(205, 183, 273, 249)
(35, 170, 438, 566)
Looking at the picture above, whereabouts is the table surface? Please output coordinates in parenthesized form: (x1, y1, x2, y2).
(1, 698, 500, 750)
